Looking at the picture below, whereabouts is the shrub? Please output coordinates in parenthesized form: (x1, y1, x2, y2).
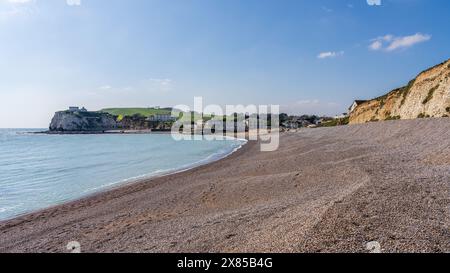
(385, 115, 401, 121)
(400, 79, 416, 106)
(446, 107, 450, 113)
(422, 85, 439, 105)
(417, 113, 430, 119)
(321, 117, 349, 127)
(321, 119, 338, 127)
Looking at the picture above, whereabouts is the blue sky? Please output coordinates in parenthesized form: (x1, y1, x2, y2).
(0, 0, 449, 127)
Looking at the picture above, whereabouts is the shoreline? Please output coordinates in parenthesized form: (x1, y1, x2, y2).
(0, 137, 249, 222)
(33, 129, 168, 135)
(33, 128, 275, 137)
(1, 119, 448, 253)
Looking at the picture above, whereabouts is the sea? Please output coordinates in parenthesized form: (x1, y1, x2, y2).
(0, 129, 246, 220)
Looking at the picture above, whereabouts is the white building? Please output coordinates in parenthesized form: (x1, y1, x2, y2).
(334, 113, 349, 119)
(348, 100, 367, 114)
(68, 106, 88, 112)
(148, 114, 176, 122)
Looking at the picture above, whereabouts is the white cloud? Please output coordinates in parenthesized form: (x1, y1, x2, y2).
(0, 0, 36, 20)
(386, 33, 431, 51)
(98, 85, 112, 90)
(369, 40, 383, 50)
(6, 0, 33, 3)
(66, 0, 81, 6)
(369, 33, 431, 52)
(148, 78, 172, 87)
(317, 51, 344, 59)
(367, 0, 381, 6)
(91, 78, 173, 96)
(4, 0, 81, 6)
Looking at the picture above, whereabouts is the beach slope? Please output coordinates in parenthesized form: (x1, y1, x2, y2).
(0, 119, 449, 253)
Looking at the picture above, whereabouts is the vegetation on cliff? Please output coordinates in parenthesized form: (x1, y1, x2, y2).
(49, 108, 178, 132)
(100, 107, 173, 117)
(349, 59, 450, 124)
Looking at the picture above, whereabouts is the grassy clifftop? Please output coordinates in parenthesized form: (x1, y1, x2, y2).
(100, 108, 173, 117)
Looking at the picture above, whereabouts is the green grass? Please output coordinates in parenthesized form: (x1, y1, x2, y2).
(100, 108, 287, 126)
(100, 108, 173, 117)
(321, 116, 349, 127)
(101, 107, 215, 120)
(399, 79, 416, 106)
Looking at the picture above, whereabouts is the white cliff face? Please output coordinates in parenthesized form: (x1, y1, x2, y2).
(49, 111, 119, 132)
(350, 59, 450, 124)
(398, 61, 450, 119)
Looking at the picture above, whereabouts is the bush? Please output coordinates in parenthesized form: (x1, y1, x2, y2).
(400, 79, 416, 106)
(321, 117, 349, 127)
(385, 115, 401, 121)
(422, 85, 439, 104)
(417, 113, 430, 119)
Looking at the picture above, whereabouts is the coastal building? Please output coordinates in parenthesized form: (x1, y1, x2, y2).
(348, 100, 367, 113)
(334, 113, 349, 119)
(68, 106, 88, 112)
(148, 114, 176, 122)
(281, 116, 323, 129)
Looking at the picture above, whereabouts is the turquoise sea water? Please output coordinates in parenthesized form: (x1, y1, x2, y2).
(0, 129, 246, 220)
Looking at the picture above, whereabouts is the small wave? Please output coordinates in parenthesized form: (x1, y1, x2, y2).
(0, 132, 248, 220)
(0, 205, 20, 213)
(81, 140, 247, 195)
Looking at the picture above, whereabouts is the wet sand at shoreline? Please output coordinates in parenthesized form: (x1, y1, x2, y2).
(0, 119, 449, 253)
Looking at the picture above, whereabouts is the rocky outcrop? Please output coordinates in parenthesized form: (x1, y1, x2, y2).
(49, 111, 120, 132)
(349, 59, 450, 124)
(48, 111, 175, 132)
(119, 114, 151, 130)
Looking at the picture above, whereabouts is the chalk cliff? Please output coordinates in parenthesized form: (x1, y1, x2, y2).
(349, 59, 450, 124)
(49, 111, 120, 132)
(48, 110, 175, 132)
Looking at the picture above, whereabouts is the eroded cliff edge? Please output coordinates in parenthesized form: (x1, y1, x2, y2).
(48, 110, 174, 133)
(49, 111, 120, 132)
